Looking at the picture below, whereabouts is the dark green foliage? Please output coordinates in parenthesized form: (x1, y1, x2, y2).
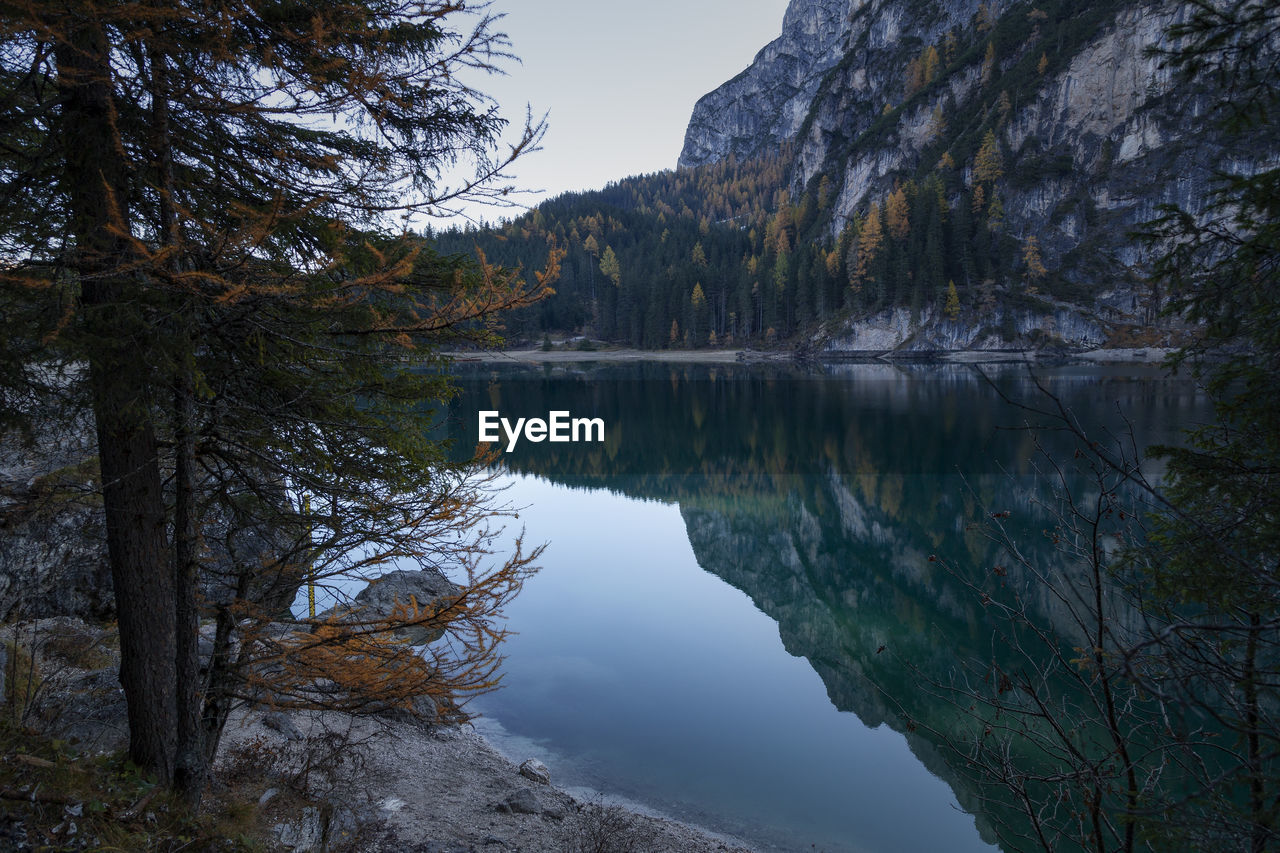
(434, 151, 1031, 347)
(1138, 24, 1280, 845)
(0, 0, 550, 803)
(1010, 148, 1076, 187)
(434, 0, 1159, 350)
(432, 152, 803, 346)
(939, 2, 1280, 849)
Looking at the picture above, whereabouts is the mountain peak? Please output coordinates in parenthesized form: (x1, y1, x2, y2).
(678, 0, 853, 168)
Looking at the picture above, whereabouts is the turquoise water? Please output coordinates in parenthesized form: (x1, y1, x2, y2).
(443, 362, 1209, 852)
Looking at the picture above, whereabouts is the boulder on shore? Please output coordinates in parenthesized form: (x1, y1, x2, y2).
(518, 758, 550, 785)
(318, 568, 462, 645)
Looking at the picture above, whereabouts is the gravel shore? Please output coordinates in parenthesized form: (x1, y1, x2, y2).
(219, 708, 756, 852)
(16, 616, 753, 852)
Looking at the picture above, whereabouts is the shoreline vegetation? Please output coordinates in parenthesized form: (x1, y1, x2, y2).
(450, 345, 1176, 365)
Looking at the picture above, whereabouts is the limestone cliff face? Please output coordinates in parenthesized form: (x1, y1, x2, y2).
(680, 0, 1278, 351)
(0, 421, 296, 622)
(0, 425, 113, 621)
(678, 0, 852, 168)
(810, 1, 1214, 270)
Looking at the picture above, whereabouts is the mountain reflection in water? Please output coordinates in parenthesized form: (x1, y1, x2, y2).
(440, 362, 1208, 853)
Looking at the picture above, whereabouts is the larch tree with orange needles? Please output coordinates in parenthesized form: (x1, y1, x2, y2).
(0, 0, 558, 804)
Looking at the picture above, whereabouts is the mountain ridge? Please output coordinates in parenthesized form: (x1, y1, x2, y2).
(430, 0, 1277, 355)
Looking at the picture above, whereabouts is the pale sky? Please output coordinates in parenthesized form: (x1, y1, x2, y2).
(446, 0, 792, 225)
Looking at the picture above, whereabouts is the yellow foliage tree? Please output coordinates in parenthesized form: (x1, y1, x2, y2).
(944, 280, 961, 319)
(981, 42, 997, 85)
(853, 203, 885, 287)
(974, 130, 1004, 184)
(818, 175, 833, 210)
(600, 245, 622, 287)
(0, 0, 556, 803)
(987, 188, 1005, 231)
(1023, 235, 1047, 287)
(886, 188, 911, 241)
(825, 248, 841, 277)
(692, 241, 709, 268)
(922, 45, 940, 86)
(928, 105, 947, 141)
(977, 2, 997, 32)
(906, 44, 940, 95)
(770, 206, 793, 255)
(244, 478, 540, 721)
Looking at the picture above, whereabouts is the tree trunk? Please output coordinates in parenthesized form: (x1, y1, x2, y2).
(172, 371, 204, 801)
(58, 16, 178, 783)
(149, 45, 207, 803)
(1245, 610, 1266, 853)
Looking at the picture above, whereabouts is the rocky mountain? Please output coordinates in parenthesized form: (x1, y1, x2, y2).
(678, 0, 850, 168)
(679, 0, 1278, 353)
(432, 0, 1274, 354)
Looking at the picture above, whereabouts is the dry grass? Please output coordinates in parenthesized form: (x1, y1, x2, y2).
(0, 715, 264, 852)
(566, 798, 664, 853)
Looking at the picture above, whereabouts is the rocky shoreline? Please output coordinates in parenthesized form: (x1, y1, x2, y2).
(451, 345, 1174, 365)
(4, 615, 753, 853)
(0, 427, 754, 852)
(220, 707, 755, 853)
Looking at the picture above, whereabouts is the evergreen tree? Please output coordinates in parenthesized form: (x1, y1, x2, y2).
(941, 4, 1280, 847)
(0, 0, 549, 801)
(1139, 7, 1280, 841)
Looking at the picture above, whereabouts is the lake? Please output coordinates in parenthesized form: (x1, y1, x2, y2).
(439, 361, 1210, 853)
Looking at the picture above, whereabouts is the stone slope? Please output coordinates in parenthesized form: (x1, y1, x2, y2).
(679, 0, 852, 167)
(679, 0, 1279, 351)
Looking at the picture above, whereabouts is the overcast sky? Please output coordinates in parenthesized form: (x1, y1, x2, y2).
(446, 0, 792, 226)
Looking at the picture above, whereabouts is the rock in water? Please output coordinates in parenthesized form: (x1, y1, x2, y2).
(316, 568, 462, 645)
(355, 569, 459, 614)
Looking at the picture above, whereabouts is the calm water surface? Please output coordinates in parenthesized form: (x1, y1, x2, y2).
(440, 362, 1209, 853)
